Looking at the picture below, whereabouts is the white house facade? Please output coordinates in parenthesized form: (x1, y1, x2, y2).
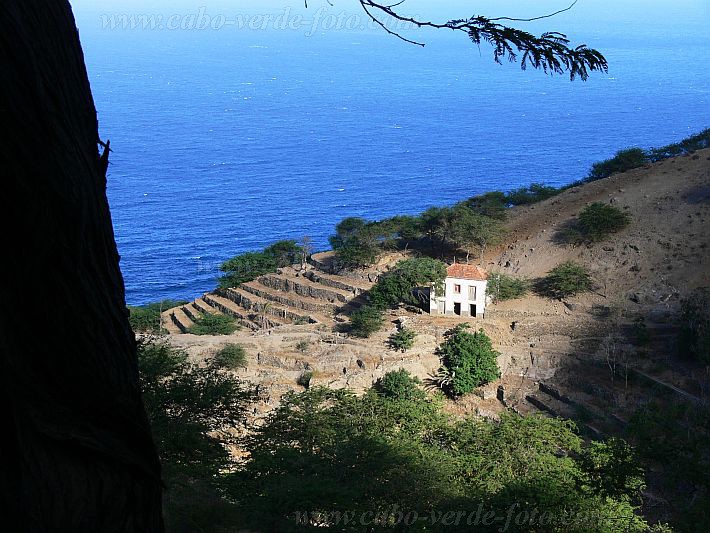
(429, 263, 488, 318)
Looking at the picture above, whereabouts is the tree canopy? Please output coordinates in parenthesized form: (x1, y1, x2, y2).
(228, 385, 649, 532)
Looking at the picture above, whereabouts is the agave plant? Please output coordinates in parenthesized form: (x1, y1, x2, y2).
(424, 366, 454, 391)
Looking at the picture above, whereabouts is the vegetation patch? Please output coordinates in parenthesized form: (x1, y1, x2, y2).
(295, 340, 310, 353)
(188, 312, 239, 335)
(588, 147, 648, 181)
(487, 272, 530, 302)
(436, 324, 500, 396)
(128, 299, 187, 333)
(297, 370, 316, 389)
(138, 340, 254, 532)
(214, 343, 248, 369)
(375, 369, 425, 400)
(388, 327, 417, 352)
(349, 305, 385, 338)
(537, 261, 593, 299)
(679, 288, 710, 364)
(369, 257, 447, 310)
(219, 239, 305, 288)
(228, 386, 651, 532)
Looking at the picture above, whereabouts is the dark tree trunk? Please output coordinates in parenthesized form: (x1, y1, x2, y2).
(0, 2, 164, 531)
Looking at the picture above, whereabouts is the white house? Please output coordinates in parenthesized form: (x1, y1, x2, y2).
(429, 263, 488, 318)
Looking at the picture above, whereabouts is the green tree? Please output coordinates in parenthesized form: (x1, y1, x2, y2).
(389, 215, 424, 250)
(228, 386, 649, 533)
(462, 191, 508, 220)
(263, 239, 304, 267)
(369, 257, 447, 310)
(578, 202, 631, 241)
(388, 327, 418, 352)
(330, 217, 382, 268)
(138, 340, 253, 531)
(538, 261, 593, 299)
(487, 273, 529, 302)
(449, 205, 506, 261)
(219, 251, 277, 288)
(349, 305, 385, 338)
(438, 325, 500, 396)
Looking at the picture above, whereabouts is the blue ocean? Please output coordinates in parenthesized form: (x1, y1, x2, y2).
(72, 1, 710, 305)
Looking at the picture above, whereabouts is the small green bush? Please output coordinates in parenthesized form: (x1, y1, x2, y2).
(188, 312, 239, 336)
(577, 203, 631, 241)
(376, 369, 425, 401)
(295, 340, 310, 353)
(488, 273, 529, 302)
(388, 327, 417, 352)
(128, 300, 188, 333)
(588, 148, 648, 181)
(538, 261, 593, 299)
(214, 344, 248, 369)
(349, 305, 385, 338)
(438, 325, 500, 396)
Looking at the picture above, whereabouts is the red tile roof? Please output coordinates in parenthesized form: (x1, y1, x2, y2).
(446, 263, 488, 281)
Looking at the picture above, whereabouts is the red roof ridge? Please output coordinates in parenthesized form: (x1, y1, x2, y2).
(446, 263, 488, 281)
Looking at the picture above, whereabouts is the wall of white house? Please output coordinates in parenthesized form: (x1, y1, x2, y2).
(429, 277, 488, 317)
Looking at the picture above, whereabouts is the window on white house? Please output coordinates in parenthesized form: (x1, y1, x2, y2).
(454, 284, 461, 294)
(468, 286, 477, 300)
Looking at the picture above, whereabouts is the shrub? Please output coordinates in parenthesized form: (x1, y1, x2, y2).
(295, 340, 310, 353)
(369, 258, 447, 310)
(388, 327, 417, 352)
(349, 305, 385, 338)
(438, 325, 500, 396)
(506, 183, 560, 205)
(376, 369, 425, 400)
(214, 344, 248, 369)
(487, 273, 529, 302)
(577, 203, 631, 241)
(128, 299, 187, 333)
(188, 312, 238, 336)
(588, 147, 648, 181)
(538, 261, 593, 299)
(679, 288, 710, 364)
(647, 128, 710, 162)
(462, 191, 508, 220)
(297, 370, 314, 388)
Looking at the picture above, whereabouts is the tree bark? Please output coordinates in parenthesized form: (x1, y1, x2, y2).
(0, 2, 164, 530)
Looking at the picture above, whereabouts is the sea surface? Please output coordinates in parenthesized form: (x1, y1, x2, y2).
(72, 1, 710, 305)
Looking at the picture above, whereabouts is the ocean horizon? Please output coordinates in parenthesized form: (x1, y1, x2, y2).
(72, 0, 710, 305)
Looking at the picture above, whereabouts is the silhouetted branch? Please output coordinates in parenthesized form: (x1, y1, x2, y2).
(305, 1, 608, 81)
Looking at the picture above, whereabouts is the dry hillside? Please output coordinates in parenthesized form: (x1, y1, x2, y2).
(163, 148, 710, 428)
